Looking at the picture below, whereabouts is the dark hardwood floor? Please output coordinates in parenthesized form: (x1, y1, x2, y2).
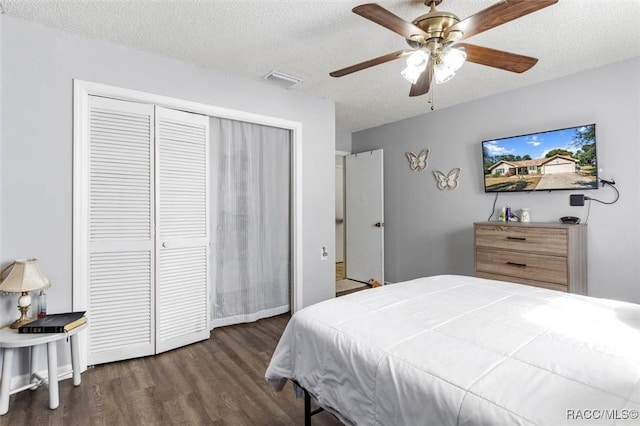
(0, 314, 343, 426)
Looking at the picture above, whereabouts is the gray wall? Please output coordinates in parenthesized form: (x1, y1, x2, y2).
(336, 128, 352, 153)
(353, 56, 640, 304)
(0, 15, 336, 327)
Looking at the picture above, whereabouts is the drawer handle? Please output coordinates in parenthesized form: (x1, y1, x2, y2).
(506, 236, 527, 241)
(506, 261, 527, 268)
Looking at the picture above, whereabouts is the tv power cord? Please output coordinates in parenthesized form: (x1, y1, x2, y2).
(580, 178, 619, 224)
(585, 178, 619, 205)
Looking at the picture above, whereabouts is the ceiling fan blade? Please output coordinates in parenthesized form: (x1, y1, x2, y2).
(409, 56, 433, 97)
(458, 43, 538, 73)
(330, 50, 413, 77)
(445, 0, 558, 41)
(353, 3, 429, 42)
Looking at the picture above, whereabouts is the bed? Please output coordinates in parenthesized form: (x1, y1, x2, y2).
(265, 275, 640, 425)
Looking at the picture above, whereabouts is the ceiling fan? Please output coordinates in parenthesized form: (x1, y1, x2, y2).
(330, 0, 558, 97)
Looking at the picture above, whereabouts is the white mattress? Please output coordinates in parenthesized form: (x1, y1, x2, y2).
(265, 275, 640, 425)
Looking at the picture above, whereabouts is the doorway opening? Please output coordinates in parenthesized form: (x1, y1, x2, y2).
(335, 151, 381, 296)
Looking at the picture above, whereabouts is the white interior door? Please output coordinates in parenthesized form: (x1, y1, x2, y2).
(155, 106, 210, 353)
(345, 150, 384, 284)
(82, 98, 210, 365)
(86, 96, 156, 365)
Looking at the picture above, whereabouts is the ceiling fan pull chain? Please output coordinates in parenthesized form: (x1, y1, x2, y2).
(429, 87, 435, 111)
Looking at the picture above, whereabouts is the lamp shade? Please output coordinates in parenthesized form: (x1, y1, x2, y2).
(0, 258, 51, 294)
(442, 47, 466, 72)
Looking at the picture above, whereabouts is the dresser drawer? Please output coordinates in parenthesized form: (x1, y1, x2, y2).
(476, 272, 568, 292)
(475, 225, 568, 256)
(475, 247, 568, 285)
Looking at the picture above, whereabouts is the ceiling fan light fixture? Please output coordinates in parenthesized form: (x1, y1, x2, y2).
(401, 49, 429, 84)
(401, 64, 426, 84)
(434, 62, 455, 84)
(406, 49, 429, 67)
(432, 46, 466, 84)
(442, 46, 466, 71)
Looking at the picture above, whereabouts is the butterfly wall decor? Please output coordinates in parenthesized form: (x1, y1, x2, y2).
(406, 149, 430, 171)
(433, 168, 461, 190)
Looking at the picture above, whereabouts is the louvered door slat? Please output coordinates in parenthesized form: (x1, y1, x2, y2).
(158, 115, 207, 240)
(89, 100, 153, 241)
(155, 107, 210, 353)
(88, 96, 155, 365)
(157, 247, 208, 340)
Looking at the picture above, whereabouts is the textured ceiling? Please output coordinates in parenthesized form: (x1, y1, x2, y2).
(2, 0, 639, 132)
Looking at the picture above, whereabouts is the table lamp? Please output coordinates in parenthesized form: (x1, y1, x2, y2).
(0, 259, 52, 328)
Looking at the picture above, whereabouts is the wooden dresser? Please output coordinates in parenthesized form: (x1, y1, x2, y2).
(474, 222, 587, 294)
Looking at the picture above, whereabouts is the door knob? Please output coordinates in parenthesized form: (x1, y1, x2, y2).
(374, 222, 384, 227)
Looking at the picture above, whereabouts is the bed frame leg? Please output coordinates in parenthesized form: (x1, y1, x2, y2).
(299, 384, 324, 425)
(304, 388, 312, 426)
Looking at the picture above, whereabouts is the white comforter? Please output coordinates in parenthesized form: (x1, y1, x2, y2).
(265, 275, 640, 425)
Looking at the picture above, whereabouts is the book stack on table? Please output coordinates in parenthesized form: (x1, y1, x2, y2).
(18, 312, 86, 334)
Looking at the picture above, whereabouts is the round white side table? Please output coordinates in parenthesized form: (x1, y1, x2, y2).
(0, 323, 87, 415)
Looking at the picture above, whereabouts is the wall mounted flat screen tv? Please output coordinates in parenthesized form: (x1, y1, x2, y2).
(482, 123, 597, 193)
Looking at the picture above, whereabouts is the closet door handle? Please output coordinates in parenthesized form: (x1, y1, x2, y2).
(162, 242, 168, 248)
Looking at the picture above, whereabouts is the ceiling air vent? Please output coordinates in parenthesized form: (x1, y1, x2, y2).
(262, 71, 303, 89)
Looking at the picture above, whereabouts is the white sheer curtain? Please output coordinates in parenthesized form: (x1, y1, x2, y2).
(210, 117, 290, 328)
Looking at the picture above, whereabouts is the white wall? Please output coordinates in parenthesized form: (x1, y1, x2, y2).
(353, 56, 640, 304)
(0, 15, 3, 264)
(0, 15, 335, 325)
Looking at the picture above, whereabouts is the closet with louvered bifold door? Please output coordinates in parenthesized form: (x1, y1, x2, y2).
(86, 96, 209, 365)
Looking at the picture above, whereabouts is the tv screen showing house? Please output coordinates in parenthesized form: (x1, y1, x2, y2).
(482, 123, 597, 193)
